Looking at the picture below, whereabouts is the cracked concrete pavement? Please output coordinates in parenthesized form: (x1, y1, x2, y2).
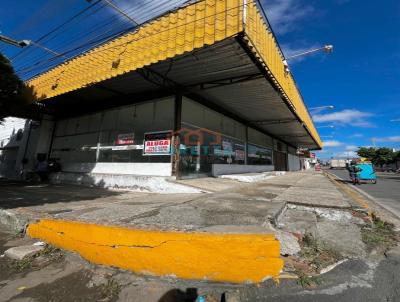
(1, 171, 354, 234)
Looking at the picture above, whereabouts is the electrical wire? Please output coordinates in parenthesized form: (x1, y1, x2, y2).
(15, 0, 199, 78)
(18, 1, 243, 79)
(10, 0, 103, 62)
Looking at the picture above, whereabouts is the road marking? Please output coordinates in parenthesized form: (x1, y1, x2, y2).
(324, 172, 371, 211)
(27, 219, 283, 284)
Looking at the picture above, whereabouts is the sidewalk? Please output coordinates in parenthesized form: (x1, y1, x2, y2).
(0, 171, 388, 284)
(0, 171, 353, 232)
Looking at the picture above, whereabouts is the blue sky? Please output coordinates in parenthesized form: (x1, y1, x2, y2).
(264, 0, 400, 158)
(1, 0, 399, 158)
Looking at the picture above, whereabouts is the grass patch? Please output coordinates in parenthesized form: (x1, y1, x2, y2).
(291, 233, 343, 288)
(296, 271, 321, 289)
(9, 244, 64, 272)
(100, 278, 121, 300)
(300, 233, 342, 272)
(9, 257, 32, 272)
(361, 214, 398, 252)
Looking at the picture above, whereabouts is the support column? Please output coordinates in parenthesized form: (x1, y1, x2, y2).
(244, 126, 248, 165)
(172, 93, 182, 178)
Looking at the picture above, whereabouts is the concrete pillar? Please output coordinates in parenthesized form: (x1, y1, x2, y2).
(244, 126, 248, 165)
(172, 93, 182, 178)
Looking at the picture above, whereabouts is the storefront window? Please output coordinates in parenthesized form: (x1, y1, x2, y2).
(180, 98, 246, 177)
(51, 97, 174, 165)
(247, 144, 273, 165)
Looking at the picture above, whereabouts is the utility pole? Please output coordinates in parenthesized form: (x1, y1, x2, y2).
(0, 34, 30, 48)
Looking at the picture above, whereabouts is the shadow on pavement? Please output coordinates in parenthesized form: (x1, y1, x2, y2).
(158, 288, 198, 302)
(0, 178, 123, 209)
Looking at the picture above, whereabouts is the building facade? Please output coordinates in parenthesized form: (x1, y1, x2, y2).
(2, 0, 321, 186)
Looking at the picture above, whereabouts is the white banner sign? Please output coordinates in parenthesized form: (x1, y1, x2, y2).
(144, 139, 171, 155)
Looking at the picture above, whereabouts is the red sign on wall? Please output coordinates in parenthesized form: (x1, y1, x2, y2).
(116, 133, 135, 145)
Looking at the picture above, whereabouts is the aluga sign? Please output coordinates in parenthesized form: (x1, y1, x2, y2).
(143, 131, 172, 156)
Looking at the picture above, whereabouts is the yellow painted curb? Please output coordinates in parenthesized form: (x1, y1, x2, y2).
(325, 172, 371, 212)
(27, 219, 283, 283)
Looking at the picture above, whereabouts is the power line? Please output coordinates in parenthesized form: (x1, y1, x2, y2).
(10, 0, 103, 62)
(19, 2, 244, 79)
(15, 0, 199, 78)
(98, 0, 138, 25)
(29, 41, 65, 58)
(12, 1, 113, 70)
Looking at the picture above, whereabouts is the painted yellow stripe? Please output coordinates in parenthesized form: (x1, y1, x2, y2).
(27, 219, 283, 283)
(325, 172, 371, 211)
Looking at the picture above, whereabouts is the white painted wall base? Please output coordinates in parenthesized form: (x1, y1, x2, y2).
(61, 162, 172, 177)
(50, 172, 202, 193)
(212, 164, 274, 176)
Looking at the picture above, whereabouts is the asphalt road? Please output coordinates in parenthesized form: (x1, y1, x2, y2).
(241, 249, 400, 302)
(329, 169, 400, 219)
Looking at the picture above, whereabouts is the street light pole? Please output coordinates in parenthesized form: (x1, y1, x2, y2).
(0, 34, 30, 48)
(286, 45, 334, 60)
(1, 33, 64, 59)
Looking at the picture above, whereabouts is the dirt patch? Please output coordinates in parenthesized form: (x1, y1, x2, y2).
(300, 233, 343, 271)
(284, 233, 343, 289)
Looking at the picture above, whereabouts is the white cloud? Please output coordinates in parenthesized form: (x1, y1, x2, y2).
(313, 109, 374, 128)
(345, 145, 358, 151)
(262, 0, 315, 34)
(374, 136, 400, 143)
(323, 140, 343, 147)
(349, 133, 363, 138)
(335, 151, 358, 158)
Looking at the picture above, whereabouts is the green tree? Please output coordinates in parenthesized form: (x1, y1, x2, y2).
(357, 147, 395, 167)
(0, 52, 39, 122)
(357, 147, 376, 159)
(374, 148, 395, 167)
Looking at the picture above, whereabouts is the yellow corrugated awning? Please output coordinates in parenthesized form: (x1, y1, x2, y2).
(26, 0, 322, 149)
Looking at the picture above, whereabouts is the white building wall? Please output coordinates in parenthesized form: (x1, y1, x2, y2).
(61, 162, 172, 176)
(288, 153, 301, 171)
(0, 117, 29, 178)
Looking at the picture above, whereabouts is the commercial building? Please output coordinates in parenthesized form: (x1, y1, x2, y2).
(2, 0, 322, 186)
